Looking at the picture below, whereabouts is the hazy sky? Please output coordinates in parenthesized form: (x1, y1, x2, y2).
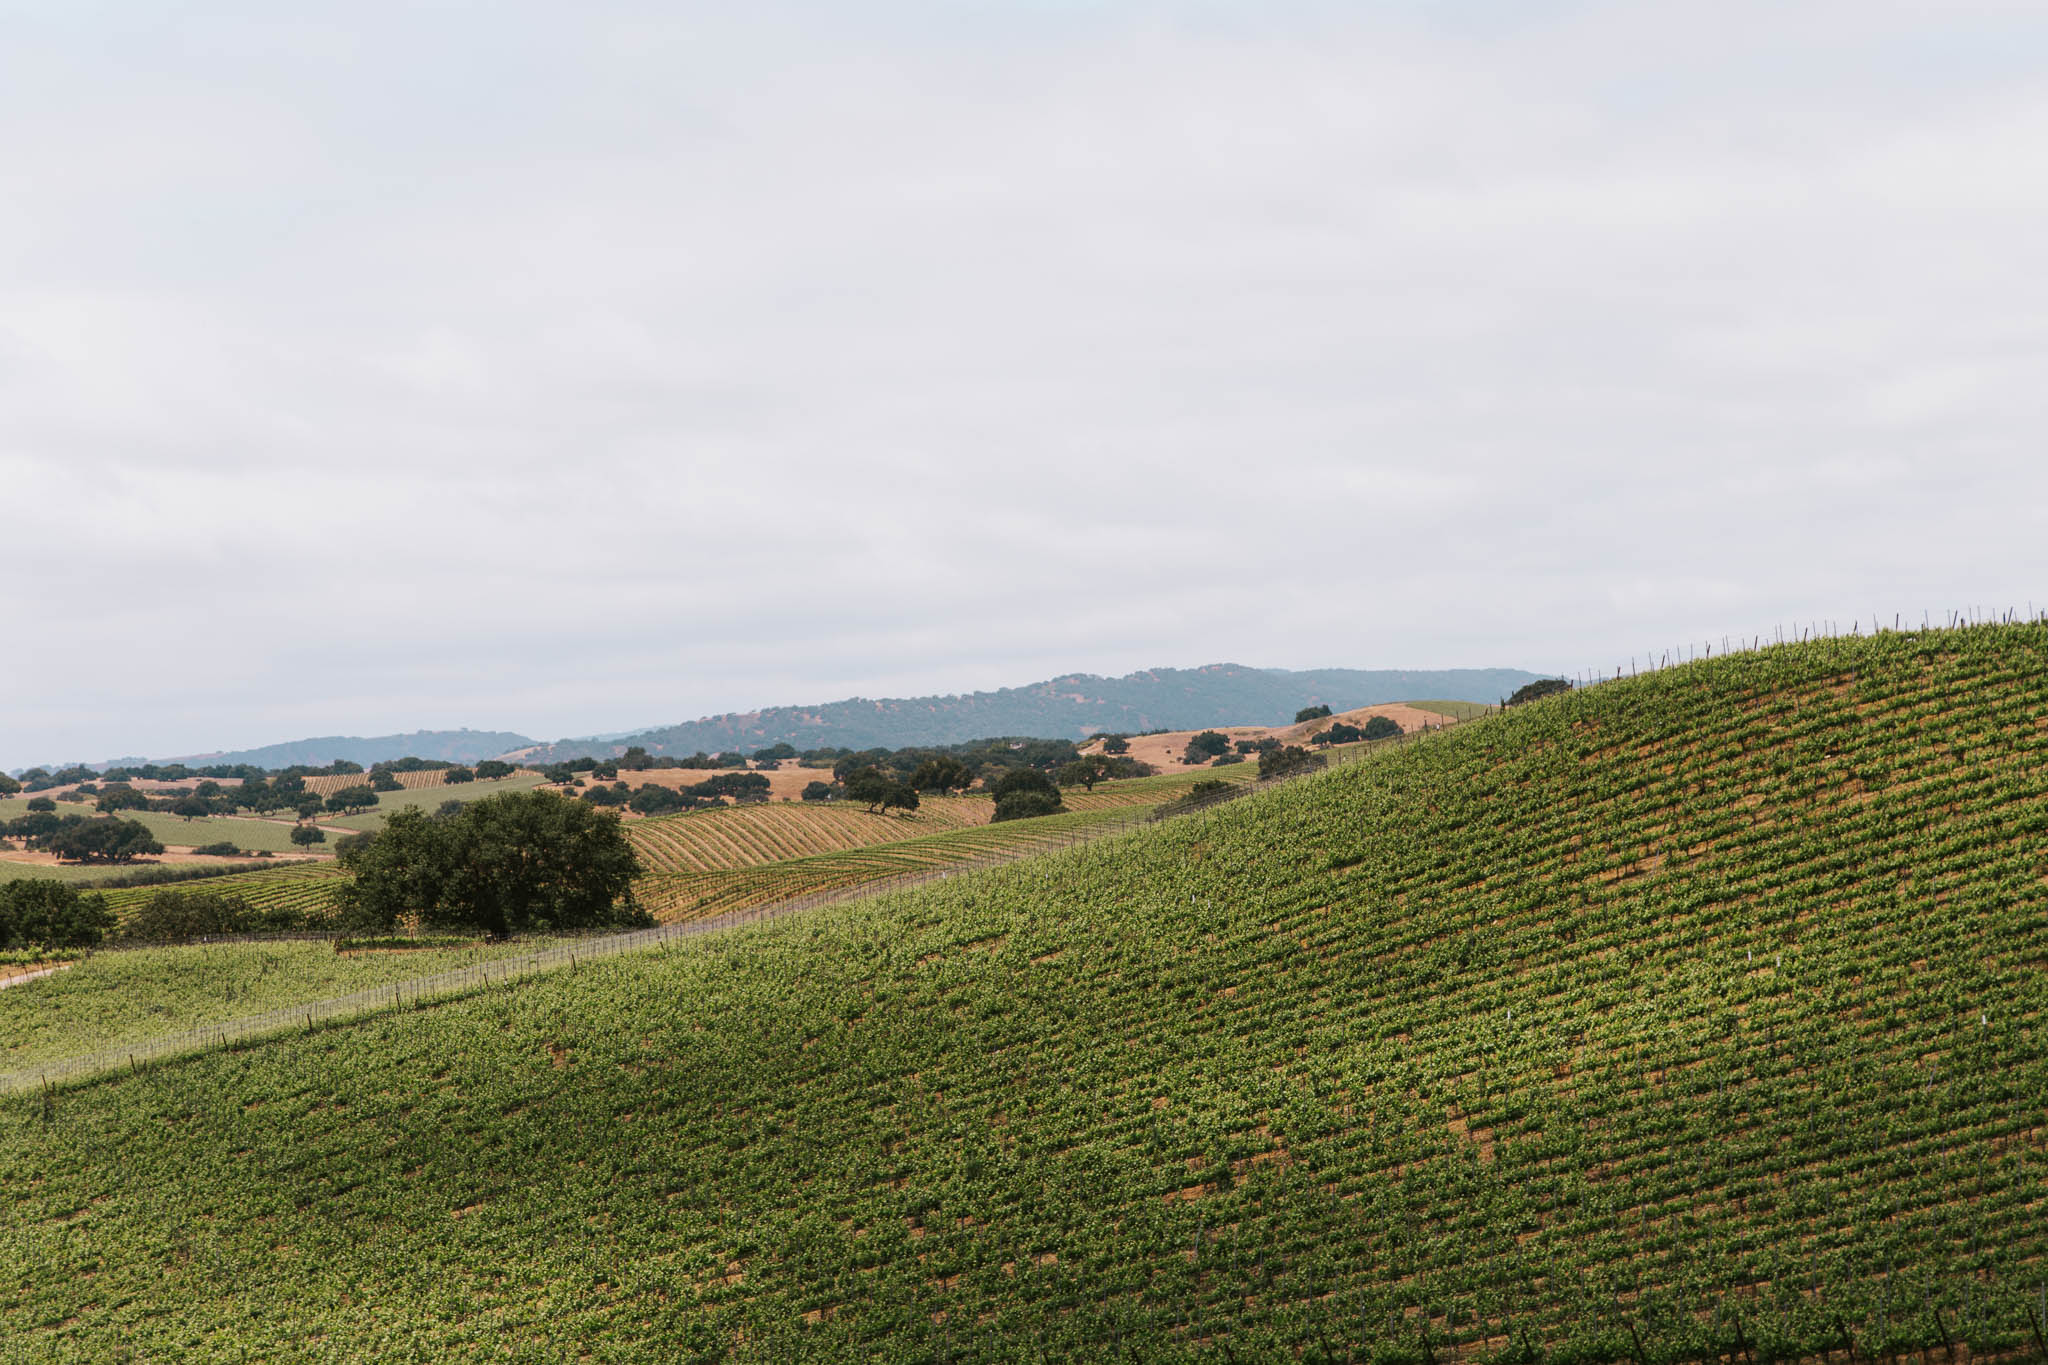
(7, 1, 2045, 767)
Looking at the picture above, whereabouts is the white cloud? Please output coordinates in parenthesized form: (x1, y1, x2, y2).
(4, 0, 2046, 765)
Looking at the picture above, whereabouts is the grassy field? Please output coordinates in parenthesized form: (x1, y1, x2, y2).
(322, 771, 551, 830)
(2, 625, 2042, 1359)
(0, 859, 230, 887)
(0, 937, 559, 1072)
(108, 810, 318, 853)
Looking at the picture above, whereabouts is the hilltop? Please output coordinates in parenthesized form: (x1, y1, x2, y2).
(10, 667, 1538, 778)
(3, 625, 2042, 1359)
(1078, 700, 1465, 772)
(12, 728, 540, 778)
(523, 662, 1542, 762)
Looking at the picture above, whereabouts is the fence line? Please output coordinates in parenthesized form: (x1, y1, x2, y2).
(0, 718, 1476, 1097)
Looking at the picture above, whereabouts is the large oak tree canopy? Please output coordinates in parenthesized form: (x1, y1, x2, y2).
(339, 791, 648, 938)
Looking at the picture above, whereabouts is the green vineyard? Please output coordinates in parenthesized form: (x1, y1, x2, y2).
(94, 861, 352, 922)
(0, 937, 557, 1072)
(626, 798, 990, 873)
(5, 626, 2043, 1359)
(638, 805, 1159, 920)
(625, 769, 1244, 876)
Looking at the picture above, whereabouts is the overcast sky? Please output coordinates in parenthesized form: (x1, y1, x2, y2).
(6, 1, 2044, 767)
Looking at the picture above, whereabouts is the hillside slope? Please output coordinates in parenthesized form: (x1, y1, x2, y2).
(3, 626, 2044, 1361)
(526, 662, 1541, 760)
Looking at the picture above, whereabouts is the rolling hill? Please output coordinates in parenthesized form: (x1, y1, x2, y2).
(161, 728, 539, 771)
(24, 729, 541, 775)
(2, 625, 2042, 1360)
(525, 662, 1543, 761)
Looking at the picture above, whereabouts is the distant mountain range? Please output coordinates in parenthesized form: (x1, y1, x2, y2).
(162, 729, 539, 771)
(18, 663, 1546, 776)
(522, 663, 1544, 762)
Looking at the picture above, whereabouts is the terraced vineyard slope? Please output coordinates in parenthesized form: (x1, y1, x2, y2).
(637, 804, 1164, 920)
(3, 626, 2044, 1361)
(626, 769, 1244, 876)
(93, 861, 352, 923)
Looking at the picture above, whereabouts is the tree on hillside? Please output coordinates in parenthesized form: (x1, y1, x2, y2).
(371, 771, 404, 792)
(0, 775, 18, 796)
(0, 880, 114, 949)
(1182, 731, 1231, 764)
(1294, 705, 1333, 723)
(290, 824, 326, 850)
(1058, 757, 1114, 792)
(326, 785, 379, 815)
(990, 767, 1064, 822)
(628, 785, 700, 815)
(993, 790, 1062, 822)
(801, 780, 839, 802)
(1257, 745, 1325, 781)
(1100, 735, 1129, 755)
(474, 760, 516, 780)
(845, 768, 918, 814)
(909, 757, 974, 793)
(1310, 722, 1365, 747)
(26, 797, 56, 813)
(687, 772, 771, 802)
(116, 889, 259, 943)
(1363, 715, 1401, 740)
(337, 791, 648, 938)
(95, 785, 150, 813)
(618, 747, 653, 771)
(442, 766, 476, 785)
(50, 818, 163, 864)
(1506, 678, 1571, 707)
